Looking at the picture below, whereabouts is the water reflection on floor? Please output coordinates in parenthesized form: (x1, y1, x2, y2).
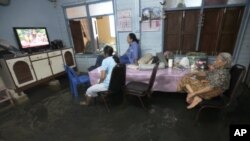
(0, 77, 249, 141)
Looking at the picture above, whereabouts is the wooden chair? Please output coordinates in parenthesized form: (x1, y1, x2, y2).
(125, 62, 160, 109)
(97, 64, 126, 112)
(195, 64, 246, 121)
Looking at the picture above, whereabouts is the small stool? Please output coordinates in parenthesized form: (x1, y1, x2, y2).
(0, 87, 15, 110)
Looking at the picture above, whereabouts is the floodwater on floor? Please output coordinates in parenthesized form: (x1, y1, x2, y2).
(0, 77, 250, 141)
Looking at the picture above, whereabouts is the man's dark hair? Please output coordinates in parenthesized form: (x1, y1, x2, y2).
(103, 45, 120, 63)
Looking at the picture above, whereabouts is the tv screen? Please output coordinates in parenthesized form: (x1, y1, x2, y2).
(13, 27, 50, 52)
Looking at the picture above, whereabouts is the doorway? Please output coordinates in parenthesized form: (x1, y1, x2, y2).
(69, 18, 92, 53)
(69, 15, 116, 54)
(65, 1, 115, 54)
(91, 15, 116, 53)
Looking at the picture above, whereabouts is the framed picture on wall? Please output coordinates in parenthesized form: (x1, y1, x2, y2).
(141, 7, 161, 32)
(117, 9, 132, 31)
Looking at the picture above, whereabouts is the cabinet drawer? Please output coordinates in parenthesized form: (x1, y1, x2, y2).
(48, 51, 61, 57)
(30, 53, 48, 61)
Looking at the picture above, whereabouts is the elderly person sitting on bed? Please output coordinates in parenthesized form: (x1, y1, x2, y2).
(177, 52, 232, 109)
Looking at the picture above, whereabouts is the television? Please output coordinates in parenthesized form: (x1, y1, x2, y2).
(13, 27, 50, 53)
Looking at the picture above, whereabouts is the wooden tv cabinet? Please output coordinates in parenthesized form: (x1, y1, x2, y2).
(0, 48, 75, 92)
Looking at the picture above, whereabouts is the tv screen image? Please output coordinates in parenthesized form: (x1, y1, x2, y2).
(13, 27, 50, 53)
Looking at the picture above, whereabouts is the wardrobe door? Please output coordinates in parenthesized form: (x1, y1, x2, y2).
(164, 11, 183, 52)
(217, 7, 244, 54)
(199, 8, 223, 55)
(181, 10, 200, 54)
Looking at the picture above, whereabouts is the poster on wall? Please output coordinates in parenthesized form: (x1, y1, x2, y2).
(117, 9, 132, 31)
(141, 7, 161, 32)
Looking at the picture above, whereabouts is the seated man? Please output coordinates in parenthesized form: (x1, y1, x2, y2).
(88, 54, 105, 71)
(177, 52, 232, 109)
(80, 46, 119, 105)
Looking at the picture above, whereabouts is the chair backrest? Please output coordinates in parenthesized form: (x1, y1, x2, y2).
(64, 65, 70, 76)
(224, 64, 246, 104)
(147, 62, 160, 92)
(67, 66, 78, 78)
(65, 65, 79, 81)
(244, 63, 250, 87)
(108, 63, 126, 104)
(108, 64, 126, 92)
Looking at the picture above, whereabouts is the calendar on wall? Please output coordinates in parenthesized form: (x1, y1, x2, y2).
(117, 9, 132, 31)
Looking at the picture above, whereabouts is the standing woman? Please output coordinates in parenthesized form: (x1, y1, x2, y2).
(120, 33, 140, 64)
(80, 46, 119, 105)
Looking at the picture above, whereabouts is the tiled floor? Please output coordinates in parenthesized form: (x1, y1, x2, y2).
(0, 76, 249, 141)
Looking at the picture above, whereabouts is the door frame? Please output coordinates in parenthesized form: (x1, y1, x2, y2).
(62, 0, 115, 54)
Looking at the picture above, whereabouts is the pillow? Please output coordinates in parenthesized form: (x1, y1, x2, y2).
(138, 53, 153, 64)
(127, 64, 139, 70)
(147, 58, 154, 64)
(139, 62, 165, 70)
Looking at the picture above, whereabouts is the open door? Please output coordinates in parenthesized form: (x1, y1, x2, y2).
(91, 18, 99, 51)
(69, 20, 85, 53)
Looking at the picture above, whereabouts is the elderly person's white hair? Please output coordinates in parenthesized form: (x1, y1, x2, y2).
(218, 52, 232, 69)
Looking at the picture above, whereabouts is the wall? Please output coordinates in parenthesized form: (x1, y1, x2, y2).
(236, 16, 250, 68)
(0, 0, 71, 49)
(115, 0, 163, 55)
(1, 0, 249, 68)
(140, 0, 163, 55)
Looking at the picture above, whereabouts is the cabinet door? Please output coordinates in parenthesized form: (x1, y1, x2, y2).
(49, 56, 64, 74)
(32, 59, 52, 80)
(164, 11, 182, 52)
(199, 8, 223, 55)
(62, 48, 76, 67)
(6, 57, 36, 88)
(181, 10, 200, 54)
(217, 7, 244, 54)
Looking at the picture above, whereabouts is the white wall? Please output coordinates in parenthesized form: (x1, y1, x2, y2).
(115, 0, 140, 55)
(140, 0, 163, 55)
(115, 0, 163, 56)
(236, 17, 250, 68)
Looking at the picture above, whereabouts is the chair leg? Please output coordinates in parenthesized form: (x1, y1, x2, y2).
(101, 96, 110, 112)
(69, 82, 73, 94)
(195, 106, 206, 125)
(69, 82, 75, 97)
(72, 83, 79, 98)
(138, 96, 146, 110)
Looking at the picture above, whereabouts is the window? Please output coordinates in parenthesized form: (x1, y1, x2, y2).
(64, 1, 116, 53)
(89, 1, 113, 16)
(109, 15, 115, 37)
(165, 0, 202, 9)
(66, 5, 87, 19)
